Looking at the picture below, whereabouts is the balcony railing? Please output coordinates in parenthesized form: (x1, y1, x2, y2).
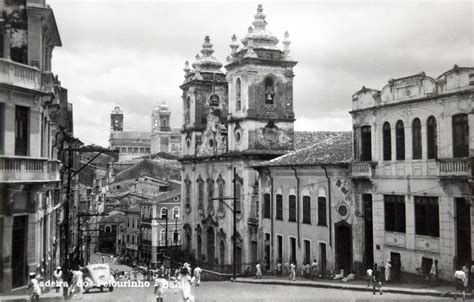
(0, 58, 53, 92)
(438, 158, 472, 177)
(350, 161, 376, 178)
(0, 156, 61, 183)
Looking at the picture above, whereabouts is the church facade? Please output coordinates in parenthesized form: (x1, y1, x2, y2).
(180, 5, 298, 270)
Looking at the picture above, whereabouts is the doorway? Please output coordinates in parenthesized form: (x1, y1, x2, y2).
(207, 227, 215, 263)
(290, 237, 296, 266)
(363, 194, 374, 268)
(236, 246, 242, 273)
(319, 243, 327, 275)
(12, 215, 28, 288)
(390, 252, 401, 282)
(456, 198, 471, 267)
(335, 221, 352, 274)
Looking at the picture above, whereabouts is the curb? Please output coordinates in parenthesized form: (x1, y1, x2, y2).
(233, 278, 473, 298)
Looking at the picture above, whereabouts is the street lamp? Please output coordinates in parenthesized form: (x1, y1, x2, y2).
(173, 213, 179, 246)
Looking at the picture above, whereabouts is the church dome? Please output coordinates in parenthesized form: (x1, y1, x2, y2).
(191, 36, 224, 74)
(240, 4, 279, 51)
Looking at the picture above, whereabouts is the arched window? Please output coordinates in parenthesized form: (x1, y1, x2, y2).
(236, 78, 242, 111)
(210, 94, 219, 107)
(235, 181, 242, 214)
(161, 207, 168, 219)
(127, 147, 132, 153)
(173, 207, 180, 219)
(218, 179, 225, 211)
(185, 178, 191, 209)
(360, 126, 372, 161)
(185, 97, 191, 125)
(427, 116, 437, 159)
(412, 118, 422, 159)
(219, 240, 225, 265)
(396, 120, 405, 160)
(207, 179, 214, 210)
(302, 196, 311, 224)
(161, 118, 168, 128)
(263, 193, 271, 218)
(105, 225, 111, 233)
(160, 229, 166, 243)
(133, 147, 138, 153)
(452, 114, 469, 158)
(264, 77, 275, 105)
(197, 178, 204, 209)
(383, 122, 391, 161)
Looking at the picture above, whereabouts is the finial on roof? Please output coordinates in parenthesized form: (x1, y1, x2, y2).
(253, 4, 267, 30)
(248, 26, 253, 34)
(183, 60, 191, 75)
(282, 31, 291, 57)
(229, 34, 239, 55)
(191, 36, 223, 73)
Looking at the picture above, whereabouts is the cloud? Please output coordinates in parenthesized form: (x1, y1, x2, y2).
(48, 1, 473, 147)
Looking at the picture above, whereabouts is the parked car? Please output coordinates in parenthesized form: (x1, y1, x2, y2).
(83, 263, 115, 293)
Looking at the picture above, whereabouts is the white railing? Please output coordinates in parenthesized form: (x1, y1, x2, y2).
(0, 156, 60, 182)
(0, 58, 53, 92)
(438, 158, 472, 176)
(351, 162, 374, 177)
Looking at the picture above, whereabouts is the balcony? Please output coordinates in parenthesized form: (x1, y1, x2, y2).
(438, 158, 472, 178)
(0, 156, 61, 183)
(0, 58, 53, 92)
(350, 161, 376, 178)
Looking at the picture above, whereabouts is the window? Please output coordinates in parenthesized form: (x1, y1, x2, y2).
(133, 147, 138, 153)
(0, 103, 4, 155)
(160, 229, 166, 242)
(384, 195, 406, 233)
(139, 147, 144, 153)
(288, 195, 296, 222)
(276, 194, 283, 220)
(263, 193, 271, 218)
(185, 178, 191, 209)
(383, 122, 391, 161)
(131, 235, 135, 244)
(427, 116, 437, 159)
(185, 97, 191, 124)
(360, 126, 372, 161)
(277, 235, 283, 262)
(236, 78, 242, 111)
(317, 197, 327, 226)
(161, 208, 168, 219)
(218, 180, 224, 211)
(173, 207, 180, 218)
(396, 120, 405, 160)
(264, 77, 275, 105)
(161, 118, 168, 128)
(235, 181, 242, 214)
(128, 147, 132, 153)
(304, 240, 311, 265)
(15, 105, 29, 156)
(198, 178, 204, 209)
(302, 196, 311, 224)
(415, 197, 439, 237)
(452, 114, 469, 158)
(210, 94, 219, 107)
(207, 179, 214, 210)
(412, 118, 422, 159)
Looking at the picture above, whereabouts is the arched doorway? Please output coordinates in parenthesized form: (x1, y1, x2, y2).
(335, 221, 352, 274)
(197, 235, 202, 260)
(207, 227, 215, 263)
(219, 240, 225, 265)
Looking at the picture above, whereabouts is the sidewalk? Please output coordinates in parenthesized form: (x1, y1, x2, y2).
(234, 275, 473, 298)
(0, 290, 63, 302)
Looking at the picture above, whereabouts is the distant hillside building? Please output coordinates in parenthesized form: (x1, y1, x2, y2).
(109, 102, 182, 162)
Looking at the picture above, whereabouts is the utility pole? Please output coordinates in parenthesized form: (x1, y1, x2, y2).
(165, 210, 169, 251)
(232, 167, 237, 281)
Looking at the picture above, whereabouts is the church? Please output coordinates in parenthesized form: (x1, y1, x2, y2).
(109, 102, 182, 161)
(180, 4, 302, 270)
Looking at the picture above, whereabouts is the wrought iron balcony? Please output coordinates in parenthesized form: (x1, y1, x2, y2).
(438, 158, 472, 177)
(0, 156, 61, 183)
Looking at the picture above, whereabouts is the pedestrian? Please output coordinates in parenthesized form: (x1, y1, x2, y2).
(102, 255, 105, 263)
(193, 266, 202, 286)
(385, 261, 392, 283)
(28, 272, 41, 302)
(179, 266, 194, 302)
(256, 263, 262, 279)
(276, 261, 282, 276)
(154, 273, 166, 302)
(311, 259, 319, 280)
(304, 263, 311, 278)
(454, 267, 467, 300)
(53, 266, 63, 293)
(366, 267, 373, 288)
(68, 267, 84, 298)
(372, 266, 383, 295)
(430, 260, 438, 287)
(462, 264, 469, 288)
(470, 262, 474, 292)
(289, 263, 296, 281)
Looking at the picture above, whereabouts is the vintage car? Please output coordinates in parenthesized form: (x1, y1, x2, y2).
(83, 263, 115, 292)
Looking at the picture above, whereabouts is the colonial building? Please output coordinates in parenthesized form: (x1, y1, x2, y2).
(180, 5, 300, 271)
(254, 132, 357, 275)
(350, 66, 473, 281)
(109, 101, 182, 162)
(0, 0, 71, 292)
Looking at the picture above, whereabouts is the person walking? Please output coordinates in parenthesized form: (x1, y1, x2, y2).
(53, 266, 63, 293)
(154, 272, 166, 302)
(289, 263, 296, 281)
(193, 266, 202, 286)
(179, 266, 194, 302)
(311, 259, 319, 280)
(385, 261, 392, 283)
(430, 260, 438, 287)
(28, 272, 41, 302)
(454, 267, 467, 300)
(256, 263, 262, 279)
(366, 267, 373, 288)
(372, 265, 383, 295)
(276, 261, 282, 276)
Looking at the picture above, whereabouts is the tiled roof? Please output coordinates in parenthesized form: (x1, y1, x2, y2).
(257, 132, 352, 167)
(113, 159, 181, 182)
(294, 131, 347, 150)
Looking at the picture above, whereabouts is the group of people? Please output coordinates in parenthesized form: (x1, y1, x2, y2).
(453, 263, 473, 301)
(153, 262, 202, 302)
(272, 259, 321, 281)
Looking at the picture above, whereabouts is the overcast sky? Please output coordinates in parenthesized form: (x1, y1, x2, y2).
(48, 0, 473, 147)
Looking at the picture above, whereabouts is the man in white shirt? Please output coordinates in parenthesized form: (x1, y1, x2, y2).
(454, 268, 467, 300)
